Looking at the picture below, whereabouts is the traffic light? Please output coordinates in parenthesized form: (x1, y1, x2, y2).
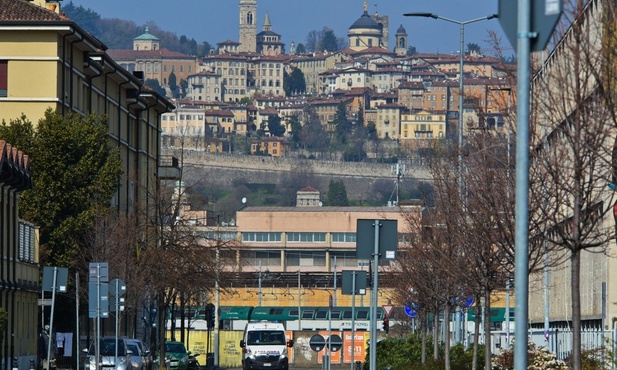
(205, 303, 215, 330)
(382, 317, 389, 334)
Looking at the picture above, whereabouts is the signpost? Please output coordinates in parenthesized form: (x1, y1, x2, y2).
(89, 262, 109, 370)
(342, 270, 367, 370)
(356, 219, 398, 370)
(41, 266, 69, 370)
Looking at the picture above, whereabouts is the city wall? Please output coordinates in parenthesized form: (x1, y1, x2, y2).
(170, 150, 432, 199)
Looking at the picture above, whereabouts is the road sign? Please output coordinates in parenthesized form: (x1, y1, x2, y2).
(498, 0, 562, 52)
(404, 302, 418, 318)
(356, 219, 398, 260)
(110, 278, 126, 297)
(42, 266, 69, 292)
(325, 334, 343, 352)
(382, 305, 393, 317)
(89, 262, 109, 282)
(38, 299, 52, 306)
(88, 282, 109, 318)
(341, 270, 367, 295)
(309, 334, 326, 352)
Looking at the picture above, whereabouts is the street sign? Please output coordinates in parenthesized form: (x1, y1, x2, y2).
(42, 266, 69, 292)
(109, 278, 126, 297)
(382, 305, 393, 317)
(89, 262, 109, 282)
(325, 334, 343, 352)
(88, 282, 109, 318)
(356, 219, 398, 260)
(341, 270, 367, 295)
(404, 302, 418, 318)
(38, 299, 52, 306)
(498, 0, 562, 52)
(309, 334, 326, 352)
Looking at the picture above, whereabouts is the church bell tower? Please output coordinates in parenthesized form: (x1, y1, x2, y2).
(239, 0, 257, 53)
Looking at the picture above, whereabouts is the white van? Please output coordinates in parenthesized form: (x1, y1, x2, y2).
(239, 322, 293, 370)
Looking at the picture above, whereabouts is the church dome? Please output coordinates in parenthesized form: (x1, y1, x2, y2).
(349, 11, 381, 30)
(396, 24, 407, 35)
(134, 27, 159, 41)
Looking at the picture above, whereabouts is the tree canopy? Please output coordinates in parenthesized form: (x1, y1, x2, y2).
(327, 180, 349, 206)
(0, 109, 122, 268)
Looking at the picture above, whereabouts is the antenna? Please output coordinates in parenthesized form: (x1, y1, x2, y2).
(388, 162, 406, 206)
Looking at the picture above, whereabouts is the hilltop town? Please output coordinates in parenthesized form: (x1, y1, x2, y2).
(97, 0, 515, 159)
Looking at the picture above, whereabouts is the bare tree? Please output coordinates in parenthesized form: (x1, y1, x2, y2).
(528, 1, 617, 369)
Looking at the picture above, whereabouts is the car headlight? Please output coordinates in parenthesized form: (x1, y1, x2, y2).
(132, 361, 140, 368)
(245, 349, 255, 360)
(118, 357, 127, 364)
(281, 348, 287, 358)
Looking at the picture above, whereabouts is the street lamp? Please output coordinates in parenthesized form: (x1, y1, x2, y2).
(403, 12, 497, 162)
(404, 11, 497, 347)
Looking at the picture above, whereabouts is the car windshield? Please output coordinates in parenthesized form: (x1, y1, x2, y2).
(165, 343, 186, 354)
(90, 339, 127, 356)
(247, 331, 286, 345)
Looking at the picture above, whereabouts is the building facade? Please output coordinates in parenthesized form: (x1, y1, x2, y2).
(0, 2, 175, 362)
(0, 141, 38, 369)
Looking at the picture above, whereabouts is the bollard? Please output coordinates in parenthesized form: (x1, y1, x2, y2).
(29, 359, 34, 370)
(12, 358, 18, 370)
(355, 360, 362, 370)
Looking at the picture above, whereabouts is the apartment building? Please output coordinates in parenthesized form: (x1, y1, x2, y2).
(375, 103, 406, 140)
(186, 71, 222, 102)
(291, 52, 347, 94)
(252, 55, 288, 97)
(0, 141, 38, 368)
(200, 53, 250, 102)
(0, 0, 174, 366)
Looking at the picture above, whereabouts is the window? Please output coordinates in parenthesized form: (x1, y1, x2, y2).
(242, 232, 282, 242)
(331, 233, 356, 243)
(0, 60, 6, 97)
(287, 232, 326, 243)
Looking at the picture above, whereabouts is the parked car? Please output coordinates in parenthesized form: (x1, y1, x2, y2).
(161, 341, 199, 370)
(126, 339, 151, 370)
(84, 337, 132, 370)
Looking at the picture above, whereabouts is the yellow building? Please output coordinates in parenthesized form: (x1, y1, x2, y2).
(249, 137, 290, 157)
(400, 110, 447, 151)
(0, 2, 175, 363)
(0, 141, 39, 368)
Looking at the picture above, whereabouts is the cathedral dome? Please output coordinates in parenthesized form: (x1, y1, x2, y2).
(349, 11, 381, 30)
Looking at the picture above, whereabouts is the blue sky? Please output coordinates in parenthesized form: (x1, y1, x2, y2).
(66, 0, 509, 54)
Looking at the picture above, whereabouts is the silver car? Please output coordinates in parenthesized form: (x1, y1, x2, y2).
(84, 337, 132, 370)
(126, 339, 151, 370)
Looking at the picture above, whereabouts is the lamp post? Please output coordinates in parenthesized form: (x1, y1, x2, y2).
(404, 11, 497, 347)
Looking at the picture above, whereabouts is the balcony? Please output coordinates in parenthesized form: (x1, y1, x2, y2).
(158, 155, 181, 180)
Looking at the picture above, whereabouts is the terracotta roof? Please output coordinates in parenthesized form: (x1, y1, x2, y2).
(0, 0, 66, 22)
(107, 48, 195, 60)
(205, 110, 234, 117)
(299, 186, 320, 192)
(0, 140, 31, 189)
